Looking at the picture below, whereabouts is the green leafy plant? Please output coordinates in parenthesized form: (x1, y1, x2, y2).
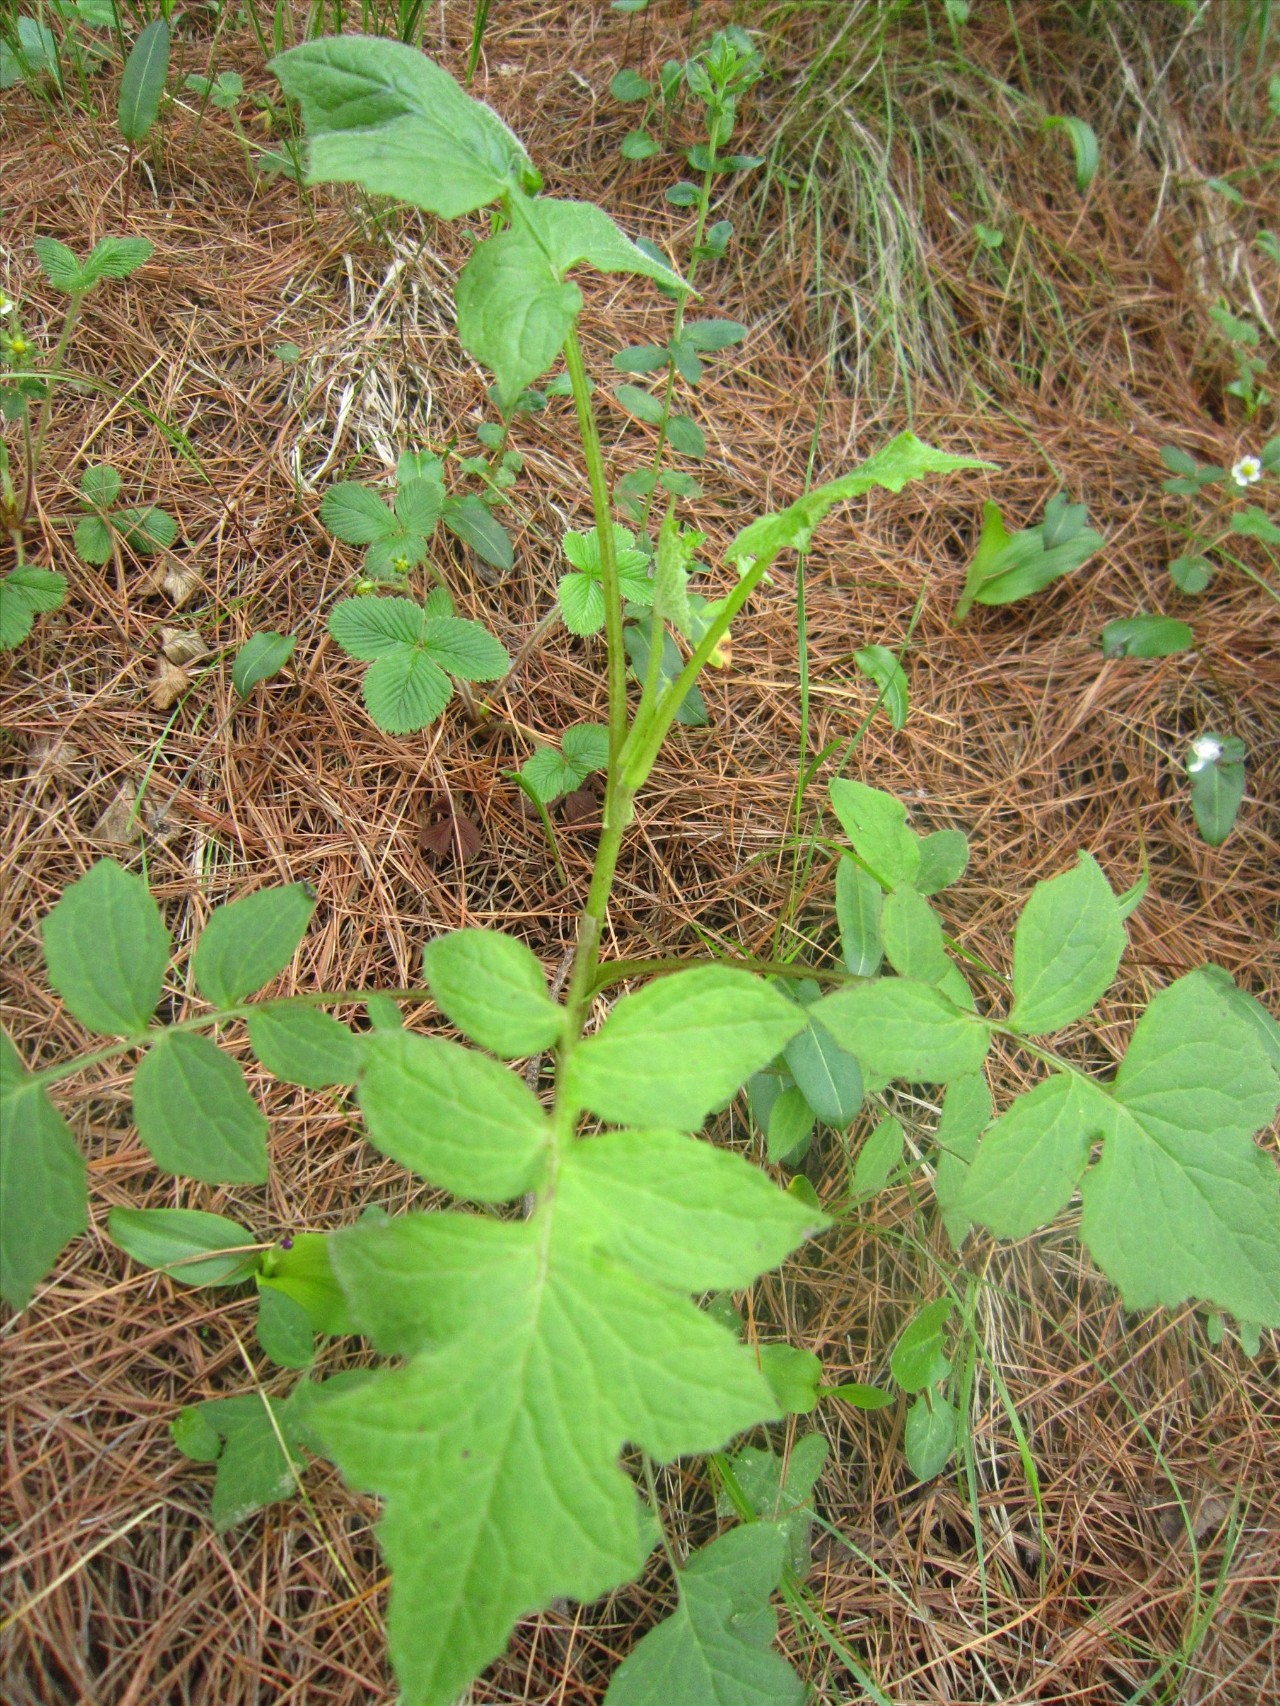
(0, 564, 67, 651)
(320, 448, 515, 584)
(1209, 301, 1271, 420)
(1184, 732, 1247, 846)
(955, 491, 1104, 620)
(0, 15, 61, 91)
(5, 37, 1279, 1706)
(516, 721, 610, 804)
(118, 15, 170, 218)
(1156, 437, 1278, 600)
(72, 462, 178, 564)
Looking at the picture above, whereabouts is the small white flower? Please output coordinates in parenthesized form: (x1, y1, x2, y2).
(0, 294, 15, 317)
(1187, 735, 1223, 773)
(1231, 455, 1263, 487)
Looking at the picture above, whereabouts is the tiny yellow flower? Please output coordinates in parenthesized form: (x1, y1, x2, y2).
(6, 334, 29, 359)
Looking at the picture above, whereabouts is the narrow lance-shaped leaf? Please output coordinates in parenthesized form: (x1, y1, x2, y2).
(107, 1206, 260, 1287)
(118, 18, 171, 145)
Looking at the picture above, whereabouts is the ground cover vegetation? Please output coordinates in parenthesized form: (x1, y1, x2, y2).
(1, 1, 1278, 1702)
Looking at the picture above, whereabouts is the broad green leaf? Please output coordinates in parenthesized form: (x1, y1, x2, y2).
(834, 859, 883, 976)
(115, 505, 177, 552)
(905, 1395, 959, 1480)
(815, 980, 990, 1090)
(914, 829, 969, 895)
(1079, 971, 1280, 1323)
(956, 1074, 1110, 1237)
(558, 571, 605, 634)
(132, 1032, 268, 1183)
(828, 779, 919, 888)
(177, 1381, 342, 1532)
(954, 500, 1011, 621)
(107, 1206, 260, 1287)
(1100, 615, 1194, 659)
(232, 630, 296, 698)
(0, 1031, 87, 1309)
(363, 647, 454, 732)
(394, 475, 444, 537)
(320, 481, 397, 544)
(615, 382, 665, 424)
(194, 884, 317, 1007)
(881, 886, 949, 983)
(455, 229, 582, 399)
(667, 414, 706, 458)
(623, 619, 709, 726)
(423, 930, 564, 1057)
(556, 1129, 825, 1293)
(1169, 554, 1213, 594)
(609, 68, 651, 101)
(615, 343, 672, 374)
(270, 37, 535, 217)
(524, 197, 685, 291)
(1042, 113, 1099, 191)
(318, 1176, 797, 1706)
(891, 1298, 952, 1391)
(81, 235, 153, 285)
(1200, 966, 1280, 1077)
(0, 566, 67, 648)
(566, 966, 805, 1129)
(256, 1283, 315, 1368)
(519, 746, 580, 802)
(783, 1016, 863, 1125)
(1008, 853, 1125, 1034)
(766, 1086, 815, 1164)
(728, 433, 987, 570)
(723, 1433, 828, 1574)
(683, 319, 747, 352)
(853, 643, 908, 729)
(118, 19, 170, 144)
(932, 1073, 993, 1246)
(851, 1114, 904, 1198)
(604, 1521, 804, 1706)
(42, 860, 170, 1035)
(171, 1405, 222, 1462)
(247, 1005, 362, 1087)
(80, 462, 122, 507)
(32, 236, 86, 293)
(328, 594, 424, 658)
(356, 1030, 550, 1199)
(561, 722, 610, 773)
(442, 494, 514, 570)
(1188, 742, 1245, 845)
(420, 616, 509, 679)
(621, 128, 660, 160)
(968, 518, 1104, 608)
(259, 1232, 354, 1336)
(759, 1343, 823, 1414)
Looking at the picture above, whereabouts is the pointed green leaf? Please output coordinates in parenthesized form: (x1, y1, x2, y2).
(766, 1086, 815, 1164)
(42, 860, 171, 1035)
(247, 1005, 362, 1087)
(828, 779, 919, 888)
(815, 980, 990, 1090)
(423, 929, 564, 1057)
(132, 1032, 268, 1183)
(566, 966, 805, 1129)
(106, 1206, 260, 1287)
(420, 616, 509, 679)
(604, 1521, 804, 1706)
(881, 886, 949, 982)
(1188, 743, 1245, 845)
(956, 1074, 1110, 1238)
(0, 566, 67, 646)
(32, 237, 86, 294)
(853, 643, 908, 729)
(455, 229, 582, 398)
(442, 494, 514, 570)
(1042, 113, 1099, 191)
(932, 1073, 993, 1246)
(73, 515, 115, 565)
(232, 630, 296, 698)
(891, 1298, 952, 1391)
(118, 18, 170, 144)
(270, 37, 535, 217)
(320, 481, 398, 544)
(194, 884, 317, 1007)
(914, 829, 969, 895)
(1079, 971, 1280, 1323)
(356, 1030, 550, 1199)
(525, 197, 685, 292)
(683, 319, 747, 352)
(81, 235, 154, 285)
(1008, 853, 1125, 1034)
(614, 382, 666, 424)
(666, 415, 706, 458)
(363, 647, 454, 732)
(904, 1395, 959, 1480)
(558, 571, 606, 634)
(851, 1115, 904, 1198)
(783, 1016, 863, 1125)
(0, 1031, 88, 1308)
(834, 859, 883, 976)
(256, 1283, 315, 1368)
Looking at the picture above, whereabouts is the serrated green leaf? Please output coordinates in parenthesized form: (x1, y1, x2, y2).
(1008, 853, 1125, 1034)
(881, 886, 949, 983)
(194, 885, 316, 1007)
(317, 1171, 797, 1706)
(729, 433, 987, 571)
(420, 616, 509, 679)
(828, 779, 919, 888)
(905, 1394, 959, 1480)
(356, 1030, 550, 1199)
(247, 1005, 362, 1087)
(1079, 970, 1280, 1323)
(107, 1206, 260, 1287)
(914, 829, 969, 895)
(394, 475, 443, 537)
(783, 1016, 863, 1125)
(560, 722, 610, 774)
(73, 515, 114, 566)
(853, 643, 908, 729)
(232, 630, 295, 698)
(814, 979, 990, 1090)
(42, 860, 170, 1035)
(320, 481, 398, 544)
(32, 236, 86, 293)
(270, 37, 535, 217)
(118, 18, 170, 144)
(956, 1074, 1110, 1238)
(0, 1031, 87, 1308)
(256, 1283, 315, 1368)
(518, 746, 580, 803)
(80, 462, 123, 508)
(132, 1032, 268, 1183)
(0, 566, 67, 646)
(456, 228, 582, 399)
(566, 966, 805, 1129)
(442, 494, 514, 570)
(81, 235, 154, 285)
(115, 505, 177, 552)
(891, 1298, 952, 1391)
(834, 859, 883, 976)
(328, 595, 424, 658)
(851, 1114, 904, 1198)
(363, 648, 454, 732)
(423, 930, 564, 1058)
(604, 1521, 804, 1706)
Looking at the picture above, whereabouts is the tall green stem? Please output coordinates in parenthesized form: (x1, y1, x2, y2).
(22, 293, 82, 520)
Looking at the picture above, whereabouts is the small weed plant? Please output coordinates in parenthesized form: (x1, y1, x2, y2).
(3, 32, 1279, 1706)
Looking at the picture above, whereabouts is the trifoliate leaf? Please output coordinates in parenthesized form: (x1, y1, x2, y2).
(423, 929, 564, 1057)
(0, 1030, 87, 1309)
(81, 234, 154, 284)
(328, 595, 424, 658)
(1007, 853, 1125, 1034)
(193, 884, 317, 1007)
(566, 966, 805, 1129)
(132, 1031, 268, 1183)
(42, 860, 171, 1035)
(32, 236, 86, 293)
